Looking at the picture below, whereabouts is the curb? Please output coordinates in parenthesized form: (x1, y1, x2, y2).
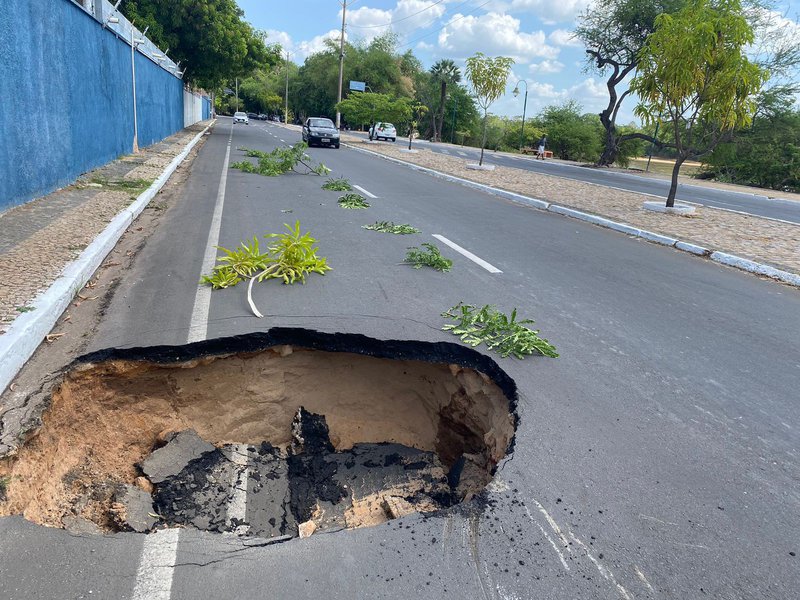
(343, 142, 800, 289)
(0, 122, 214, 395)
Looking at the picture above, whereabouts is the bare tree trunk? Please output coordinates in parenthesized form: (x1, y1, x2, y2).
(437, 81, 447, 142)
(666, 156, 685, 207)
(479, 113, 488, 166)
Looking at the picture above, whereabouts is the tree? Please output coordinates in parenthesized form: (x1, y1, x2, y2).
(336, 92, 409, 130)
(464, 53, 514, 166)
(631, 0, 768, 207)
(429, 59, 462, 142)
(534, 101, 605, 162)
(576, 0, 684, 166)
(119, 0, 279, 89)
(406, 102, 429, 150)
(701, 94, 800, 192)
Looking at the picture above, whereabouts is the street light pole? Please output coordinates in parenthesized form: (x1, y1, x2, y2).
(512, 80, 528, 152)
(284, 50, 290, 124)
(130, 26, 140, 153)
(335, 0, 347, 128)
(235, 77, 239, 112)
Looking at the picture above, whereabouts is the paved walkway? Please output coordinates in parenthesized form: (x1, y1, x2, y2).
(0, 122, 212, 334)
(343, 136, 800, 277)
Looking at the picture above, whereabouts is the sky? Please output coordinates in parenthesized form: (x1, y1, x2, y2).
(237, 0, 800, 123)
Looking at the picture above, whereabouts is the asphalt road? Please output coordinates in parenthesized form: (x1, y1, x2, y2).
(344, 129, 800, 224)
(2, 117, 798, 599)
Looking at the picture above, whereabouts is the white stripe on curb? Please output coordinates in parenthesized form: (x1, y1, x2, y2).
(344, 142, 799, 289)
(0, 122, 214, 395)
(432, 234, 502, 273)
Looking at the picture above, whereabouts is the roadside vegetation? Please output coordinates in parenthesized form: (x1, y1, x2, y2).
(442, 303, 558, 359)
(232, 144, 330, 176)
(201, 221, 331, 318)
(322, 177, 352, 191)
(362, 222, 420, 234)
(404, 243, 452, 272)
(338, 194, 370, 209)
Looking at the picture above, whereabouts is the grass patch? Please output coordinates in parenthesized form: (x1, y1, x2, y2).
(0, 476, 8, 500)
(90, 177, 154, 193)
(404, 243, 452, 272)
(362, 221, 420, 234)
(442, 303, 558, 359)
(626, 157, 701, 177)
(15, 306, 35, 313)
(338, 193, 370, 209)
(322, 177, 353, 191)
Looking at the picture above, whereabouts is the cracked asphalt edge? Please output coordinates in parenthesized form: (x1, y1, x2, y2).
(0, 121, 216, 396)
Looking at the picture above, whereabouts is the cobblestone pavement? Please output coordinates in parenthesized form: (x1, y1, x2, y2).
(0, 121, 213, 333)
(343, 137, 800, 277)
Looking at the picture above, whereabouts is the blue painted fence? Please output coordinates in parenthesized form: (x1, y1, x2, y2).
(0, 0, 187, 212)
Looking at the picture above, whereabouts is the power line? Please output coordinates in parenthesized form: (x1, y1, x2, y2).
(398, 0, 494, 49)
(348, 0, 447, 29)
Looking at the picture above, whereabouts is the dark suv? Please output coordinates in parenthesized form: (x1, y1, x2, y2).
(302, 117, 340, 148)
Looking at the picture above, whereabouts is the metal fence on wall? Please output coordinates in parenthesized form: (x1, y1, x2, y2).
(71, 0, 182, 76)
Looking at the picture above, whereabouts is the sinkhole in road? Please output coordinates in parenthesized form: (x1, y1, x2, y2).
(0, 329, 518, 537)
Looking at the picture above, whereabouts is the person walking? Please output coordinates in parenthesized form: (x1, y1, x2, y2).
(536, 135, 547, 160)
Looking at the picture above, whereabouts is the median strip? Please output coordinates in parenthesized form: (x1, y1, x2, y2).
(343, 140, 800, 288)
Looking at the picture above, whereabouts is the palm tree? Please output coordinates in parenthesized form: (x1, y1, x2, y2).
(429, 59, 461, 142)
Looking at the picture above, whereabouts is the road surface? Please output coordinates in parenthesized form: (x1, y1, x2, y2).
(1, 118, 798, 600)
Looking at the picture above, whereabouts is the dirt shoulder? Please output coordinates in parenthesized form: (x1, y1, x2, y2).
(342, 137, 800, 276)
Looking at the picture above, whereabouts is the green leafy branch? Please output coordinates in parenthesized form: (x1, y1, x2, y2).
(201, 221, 331, 318)
(322, 177, 353, 191)
(362, 221, 420, 234)
(338, 193, 370, 209)
(231, 143, 331, 177)
(404, 243, 452, 272)
(442, 303, 558, 359)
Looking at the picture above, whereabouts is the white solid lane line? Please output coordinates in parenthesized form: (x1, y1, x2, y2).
(187, 122, 234, 343)
(226, 444, 250, 534)
(131, 529, 181, 600)
(352, 184, 377, 198)
(131, 122, 236, 600)
(432, 234, 502, 273)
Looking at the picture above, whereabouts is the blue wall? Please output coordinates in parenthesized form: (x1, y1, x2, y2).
(0, 0, 184, 212)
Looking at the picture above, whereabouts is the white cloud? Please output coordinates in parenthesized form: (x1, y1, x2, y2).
(529, 59, 564, 74)
(509, 0, 592, 24)
(438, 12, 559, 62)
(548, 28, 581, 47)
(346, 0, 448, 41)
(267, 29, 342, 63)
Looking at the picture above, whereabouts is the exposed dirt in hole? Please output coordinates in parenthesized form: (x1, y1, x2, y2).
(0, 330, 517, 536)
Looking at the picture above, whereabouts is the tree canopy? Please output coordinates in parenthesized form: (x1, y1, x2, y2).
(465, 53, 514, 165)
(119, 0, 279, 89)
(632, 0, 767, 206)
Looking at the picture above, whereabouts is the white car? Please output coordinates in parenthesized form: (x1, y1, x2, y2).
(233, 111, 249, 124)
(369, 122, 396, 142)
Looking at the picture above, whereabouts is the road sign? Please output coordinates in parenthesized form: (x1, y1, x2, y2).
(349, 81, 366, 92)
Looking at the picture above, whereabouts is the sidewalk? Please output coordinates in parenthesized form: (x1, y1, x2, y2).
(340, 136, 800, 280)
(0, 121, 213, 335)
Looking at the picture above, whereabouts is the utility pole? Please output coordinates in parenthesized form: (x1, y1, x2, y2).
(284, 51, 290, 124)
(336, 0, 347, 128)
(235, 77, 239, 112)
(130, 26, 139, 153)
